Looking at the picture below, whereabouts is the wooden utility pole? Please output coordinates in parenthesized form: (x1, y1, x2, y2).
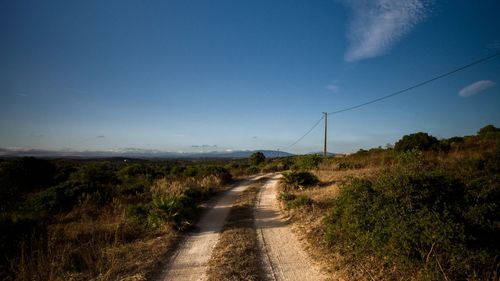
(323, 112, 328, 157)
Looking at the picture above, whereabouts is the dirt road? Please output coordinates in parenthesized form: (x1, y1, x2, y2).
(156, 176, 264, 281)
(255, 175, 326, 281)
(156, 174, 325, 281)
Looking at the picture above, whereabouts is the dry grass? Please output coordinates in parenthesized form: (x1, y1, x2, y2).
(279, 143, 499, 281)
(206, 180, 266, 281)
(8, 175, 234, 281)
(277, 154, 401, 280)
(150, 175, 226, 197)
(11, 196, 179, 281)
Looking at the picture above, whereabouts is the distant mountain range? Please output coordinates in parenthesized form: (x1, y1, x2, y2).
(0, 148, 294, 159)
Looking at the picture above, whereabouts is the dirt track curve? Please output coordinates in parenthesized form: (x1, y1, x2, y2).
(255, 175, 326, 281)
(156, 174, 325, 281)
(156, 176, 264, 281)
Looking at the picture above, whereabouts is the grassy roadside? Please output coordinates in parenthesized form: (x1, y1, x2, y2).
(206, 178, 269, 281)
(0, 159, 240, 281)
(278, 140, 499, 280)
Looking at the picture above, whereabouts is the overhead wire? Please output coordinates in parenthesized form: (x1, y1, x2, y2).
(280, 51, 500, 152)
(280, 115, 324, 151)
(328, 51, 500, 115)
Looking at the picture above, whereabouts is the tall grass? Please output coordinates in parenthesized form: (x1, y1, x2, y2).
(1, 161, 233, 281)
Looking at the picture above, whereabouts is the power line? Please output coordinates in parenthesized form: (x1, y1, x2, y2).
(280, 51, 500, 152)
(281, 115, 324, 151)
(328, 51, 500, 115)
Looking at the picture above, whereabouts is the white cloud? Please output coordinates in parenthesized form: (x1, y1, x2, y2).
(326, 83, 340, 93)
(342, 0, 431, 62)
(458, 80, 496, 97)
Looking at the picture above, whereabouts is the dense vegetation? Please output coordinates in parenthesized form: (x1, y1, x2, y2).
(0, 157, 272, 280)
(325, 150, 499, 280)
(280, 125, 500, 280)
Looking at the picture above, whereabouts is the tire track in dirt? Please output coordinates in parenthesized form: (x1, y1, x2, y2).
(156, 176, 266, 281)
(255, 175, 326, 281)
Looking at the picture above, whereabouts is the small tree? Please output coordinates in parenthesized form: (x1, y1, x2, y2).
(477, 124, 500, 139)
(394, 132, 439, 152)
(250, 152, 266, 166)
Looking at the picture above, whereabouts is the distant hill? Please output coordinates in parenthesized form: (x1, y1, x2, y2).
(0, 148, 294, 159)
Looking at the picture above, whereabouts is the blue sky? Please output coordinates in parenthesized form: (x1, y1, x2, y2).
(1, 0, 499, 154)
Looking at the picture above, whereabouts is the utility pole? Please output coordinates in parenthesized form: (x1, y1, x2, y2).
(277, 149, 280, 158)
(323, 112, 328, 157)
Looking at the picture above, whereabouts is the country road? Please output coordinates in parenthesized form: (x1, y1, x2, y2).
(255, 175, 326, 281)
(156, 174, 325, 281)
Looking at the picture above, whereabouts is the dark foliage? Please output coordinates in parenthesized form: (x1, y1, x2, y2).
(324, 150, 500, 280)
(0, 158, 55, 211)
(249, 152, 266, 166)
(477, 124, 500, 140)
(394, 132, 440, 152)
(281, 171, 319, 191)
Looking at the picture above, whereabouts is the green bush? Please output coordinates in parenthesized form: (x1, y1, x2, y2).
(261, 161, 288, 173)
(394, 132, 440, 152)
(281, 171, 318, 191)
(477, 124, 500, 140)
(292, 154, 322, 170)
(250, 152, 266, 166)
(246, 166, 260, 175)
(278, 192, 296, 202)
(128, 195, 196, 230)
(324, 151, 500, 280)
(287, 196, 312, 209)
(22, 163, 120, 216)
(278, 192, 312, 209)
(199, 166, 232, 185)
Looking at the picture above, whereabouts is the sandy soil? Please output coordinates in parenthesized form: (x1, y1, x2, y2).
(255, 175, 327, 281)
(155, 174, 325, 281)
(155, 176, 265, 281)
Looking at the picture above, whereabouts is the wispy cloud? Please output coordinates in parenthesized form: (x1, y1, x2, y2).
(342, 0, 431, 62)
(458, 80, 496, 97)
(326, 82, 340, 93)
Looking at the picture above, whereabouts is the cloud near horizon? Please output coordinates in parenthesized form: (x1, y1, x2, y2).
(458, 80, 497, 97)
(342, 0, 431, 62)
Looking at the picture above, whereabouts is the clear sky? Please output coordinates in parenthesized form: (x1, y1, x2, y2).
(1, 0, 499, 154)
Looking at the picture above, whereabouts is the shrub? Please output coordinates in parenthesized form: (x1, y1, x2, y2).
(286, 196, 312, 209)
(324, 151, 500, 280)
(250, 152, 266, 166)
(198, 166, 232, 185)
(246, 166, 260, 175)
(278, 192, 312, 209)
(477, 124, 500, 139)
(152, 195, 195, 230)
(128, 194, 196, 230)
(394, 132, 440, 152)
(0, 158, 56, 210)
(337, 161, 362, 170)
(278, 192, 296, 202)
(292, 154, 322, 170)
(261, 161, 288, 173)
(281, 171, 318, 191)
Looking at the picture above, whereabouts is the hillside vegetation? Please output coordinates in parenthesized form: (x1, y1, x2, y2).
(279, 125, 500, 280)
(0, 157, 272, 281)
